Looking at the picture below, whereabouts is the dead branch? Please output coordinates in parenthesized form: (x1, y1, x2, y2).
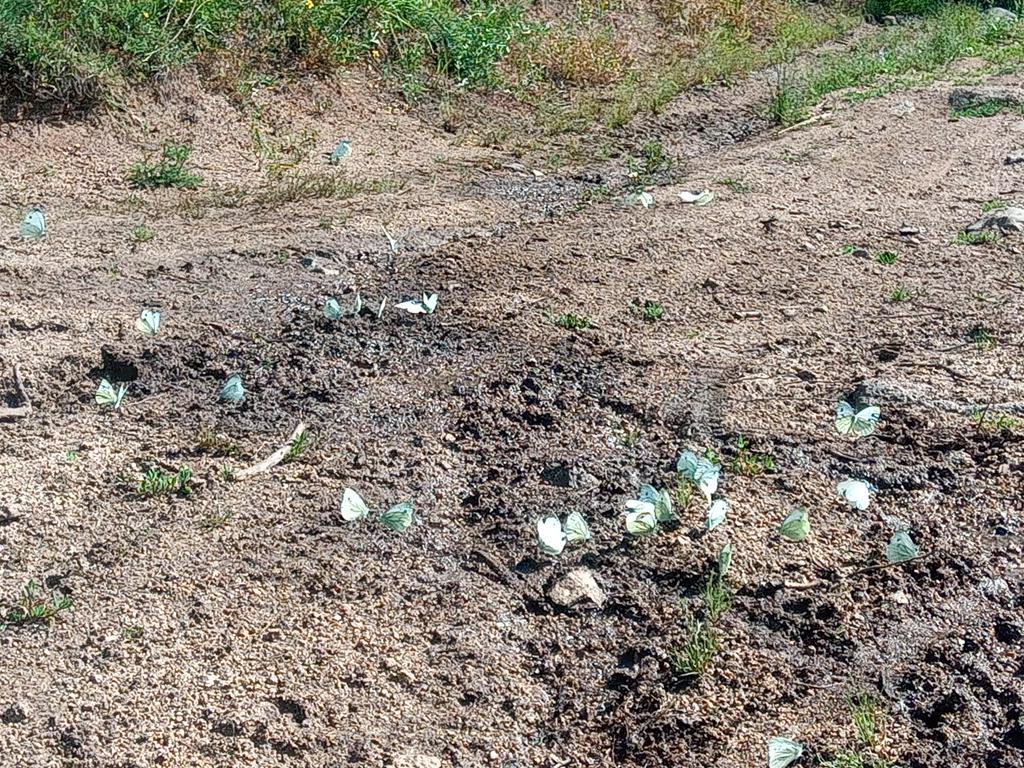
(232, 421, 307, 481)
(0, 364, 32, 420)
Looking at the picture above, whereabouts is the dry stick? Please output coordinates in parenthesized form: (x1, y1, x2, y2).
(0, 364, 32, 420)
(233, 421, 307, 481)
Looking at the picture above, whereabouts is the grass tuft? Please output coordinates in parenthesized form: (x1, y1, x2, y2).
(2, 581, 72, 628)
(671, 618, 718, 677)
(138, 466, 194, 497)
(129, 141, 203, 189)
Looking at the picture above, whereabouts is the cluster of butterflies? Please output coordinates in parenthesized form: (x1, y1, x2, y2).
(624, 189, 715, 210)
(338, 488, 415, 532)
(533, 398, 920, 567)
(94, 309, 245, 409)
(323, 292, 438, 321)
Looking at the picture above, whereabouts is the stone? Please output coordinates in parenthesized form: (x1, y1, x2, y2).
(1006, 150, 1024, 166)
(986, 7, 1018, 23)
(393, 757, 442, 768)
(966, 207, 1024, 234)
(547, 568, 606, 609)
(949, 85, 1024, 111)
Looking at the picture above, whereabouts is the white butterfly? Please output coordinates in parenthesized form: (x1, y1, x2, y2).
(339, 488, 370, 521)
(382, 224, 400, 253)
(324, 297, 343, 320)
(396, 293, 438, 315)
(639, 484, 673, 523)
(95, 378, 127, 409)
(537, 516, 567, 555)
(837, 479, 871, 511)
(20, 208, 47, 239)
(886, 530, 920, 563)
(627, 191, 654, 208)
(678, 189, 714, 206)
(135, 309, 161, 336)
(562, 511, 592, 544)
(376, 297, 388, 318)
(835, 401, 880, 437)
(624, 499, 658, 536)
(768, 737, 803, 768)
(779, 507, 810, 542)
(219, 375, 245, 404)
(718, 542, 733, 576)
(707, 498, 729, 530)
(380, 501, 415, 532)
(329, 140, 351, 164)
(678, 450, 720, 500)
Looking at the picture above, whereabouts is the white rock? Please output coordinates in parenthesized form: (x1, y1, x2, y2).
(547, 568, 606, 609)
(967, 207, 1024, 234)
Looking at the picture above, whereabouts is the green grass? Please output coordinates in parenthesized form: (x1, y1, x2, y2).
(632, 299, 664, 322)
(2, 580, 72, 628)
(969, 324, 997, 350)
(717, 177, 752, 193)
(875, 250, 899, 265)
(729, 436, 775, 476)
(888, 285, 911, 302)
(0, 0, 532, 107)
(131, 223, 155, 242)
(955, 230, 1002, 245)
(552, 312, 592, 330)
(670, 618, 718, 677)
(702, 573, 732, 623)
(972, 408, 1021, 432)
(128, 141, 202, 189)
(952, 99, 1024, 118)
(284, 429, 311, 463)
(767, 4, 1024, 126)
(982, 198, 1009, 212)
(138, 466, 194, 496)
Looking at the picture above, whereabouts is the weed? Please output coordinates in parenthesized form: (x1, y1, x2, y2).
(618, 423, 642, 447)
(951, 99, 1021, 119)
(123, 625, 144, 641)
(702, 574, 732, 623)
(972, 408, 1020, 432)
(220, 464, 236, 482)
(2, 581, 72, 628)
(766, 62, 807, 125)
(955, 230, 1001, 246)
(627, 140, 672, 187)
(671, 618, 718, 677)
(875, 250, 898, 265)
(969, 324, 997, 351)
(198, 508, 235, 530)
(850, 693, 882, 747)
(138, 466, 193, 497)
(284, 430, 311, 463)
(718, 177, 751, 193)
(197, 428, 240, 457)
(131, 224, 155, 243)
(887, 285, 911, 303)
(729, 436, 775, 476)
(536, 26, 627, 86)
(552, 312, 592, 330)
(673, 475, 695, 510)
(982, 198, 1008, 212)
(128, 141, 202, 189)
(631, 299, 664, 322)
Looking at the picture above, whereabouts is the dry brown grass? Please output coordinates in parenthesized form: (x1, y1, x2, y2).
(536, 26, 630, 86)
(654, 0, 787, 38)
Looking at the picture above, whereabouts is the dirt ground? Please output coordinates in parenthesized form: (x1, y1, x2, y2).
(1, 53, 1023, 768)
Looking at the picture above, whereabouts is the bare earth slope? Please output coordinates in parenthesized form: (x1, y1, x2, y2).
(1, 67, 1023, 768)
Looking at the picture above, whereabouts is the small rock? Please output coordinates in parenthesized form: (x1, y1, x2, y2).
(986, 7, 1018, 23)
(1006, 150, 1024, 166)
(300, 257, 340, 276)
(881, 15, 897, 26)
(393, 757, 441, 768)
(898, 226, 921, 236)
(949, 85, 1024, 111)
(891, 591, 911, 606)
(851, 248, 870, 259)
(966, 206, 1024, 234)
(979, 577, 1011, 602)
(1, 703, 27, 724)
(547, 568, 606, 609)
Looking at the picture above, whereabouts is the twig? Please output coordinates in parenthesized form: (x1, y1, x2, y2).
(0, 364, 32, 420)
(777, 112, 828, 135)
(233, 422, 307, 481)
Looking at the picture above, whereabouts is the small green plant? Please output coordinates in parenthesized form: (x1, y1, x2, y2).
(552, 312, 592, 330)
(632, 299, 664, 322)
(702, 574, 732, 623)
(2, 581, 72, 627)
(850, 694, 881, 747)
(969, 325, 997, 351)
(123, 625, 145, 641)
(671, 618, 718, 677)
(220, 464, 236, 482)
(284, 430, 311, 463)
(128, 141, 203, 189)
(875, 251, 898, 265)
(887, 285, 911, 303)
(982, 198, 1008, 213)
(955, 230, 1001, 246)
(131, 224, 155, 242)
(972, 408, 1021, 432)
(729, 436, 775, 477)
(673, 475, 694, 510)
(717, 177, 751, 193)
(198, 508, 235, 530)
(951, 99, 1018, 119)
(766, 63, 807, 125)
(138, 466, 193, 496)
(196, 428, 240, 457)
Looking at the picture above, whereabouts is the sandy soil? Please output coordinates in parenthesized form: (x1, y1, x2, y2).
(1, 60, 1023, 768)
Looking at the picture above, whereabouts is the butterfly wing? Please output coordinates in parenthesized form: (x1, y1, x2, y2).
(886, 530, 919, 563)
(562, 510, 592, 543)
(135, 309, 161, 335)
(219, 375, 245, 403)
(706, 498, 729, 530)
(324, 297, 342, 320)
(339, 488, 370, 521)
(779, 508, 810, 542)
(537, 516, 567, 555)
(852, 405, 880, 437)
(677, 450, 700, 478)
(422, 293, 438, 313)
(380, 501, 414, 532)
(718, 542, 733, 576)
(624, 501, 658, 536)
(396, 299, 426, 314)
(20, 209, 46, 239)
(768, 737, 803, 768)
(837, 480, 870, 510)
(95, 379, 115, 406)
(834, 401, 856, 434)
